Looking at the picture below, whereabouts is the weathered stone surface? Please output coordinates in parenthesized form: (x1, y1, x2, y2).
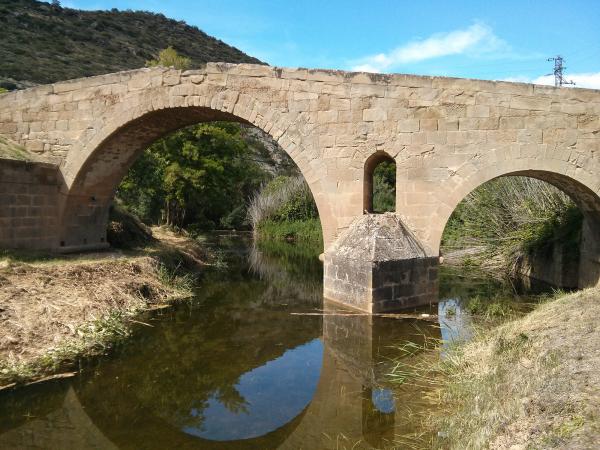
(324, 214, 439, 312)
(327, 213, 429, 261)
(0, 63, 599, 310)
(0, 158, 61, 250)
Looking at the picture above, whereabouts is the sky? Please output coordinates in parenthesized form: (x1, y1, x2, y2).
(56, 0, 600, 88)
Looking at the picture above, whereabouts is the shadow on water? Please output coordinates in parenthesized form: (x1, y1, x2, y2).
(0, 236, 557, 449)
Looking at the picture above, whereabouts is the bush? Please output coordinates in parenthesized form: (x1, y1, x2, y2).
(442, 177, 582, 266)
(247, 176, 322, 244)
(247, 176, 318, 228)
(106, 203, 154, 249)
(145, 46, 191, 70)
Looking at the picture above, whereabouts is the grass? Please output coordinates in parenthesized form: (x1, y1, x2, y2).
(463, 294, 523, 320)
(0, 135, 41, 161)
(256, 218, 323, 244)
(384, 287, 600, 448)
(0, 309, 132, 385)
(434, 288, 598, 448)
(441, 176, 583, 277)
(155, 260, 196, 293)
(0, 237, 199, 388)
(247, 175, 323, 245)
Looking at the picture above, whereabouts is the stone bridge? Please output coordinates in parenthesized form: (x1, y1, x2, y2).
(1, 63, 599, 312)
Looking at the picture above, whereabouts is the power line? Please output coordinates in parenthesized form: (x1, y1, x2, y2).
(547, 55, 575, 87)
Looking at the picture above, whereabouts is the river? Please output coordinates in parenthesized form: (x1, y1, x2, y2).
(0, 235, 552, 449)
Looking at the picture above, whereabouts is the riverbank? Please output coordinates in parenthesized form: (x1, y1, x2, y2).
(0, 228, 210, 389)
(255, 218, 322, 245)
(435, 286, 600, 449)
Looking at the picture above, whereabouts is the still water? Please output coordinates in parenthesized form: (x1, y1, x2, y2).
(0, 235, 548, 449)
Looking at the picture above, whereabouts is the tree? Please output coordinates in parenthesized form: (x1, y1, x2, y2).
(372, 161, 396, 213)
(146, 46, 191, 70)
(117, 122, 270, 230)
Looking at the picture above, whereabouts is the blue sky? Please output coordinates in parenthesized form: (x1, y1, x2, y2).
(57, 0, 600, 88)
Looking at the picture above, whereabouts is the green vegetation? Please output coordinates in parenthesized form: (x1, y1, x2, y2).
(0, 135, 41, 161)
(442, 176, 582, 269)
(247, 175, 323, 245)
(386, 287, 600, 448)
(146, 46, 191, 70)
(255, 218, 323, 244)
(0, 0, 262, 88)
(431, 287, 600, 448)
(372, 160, 396, 213)
(117, 122, 283, 231)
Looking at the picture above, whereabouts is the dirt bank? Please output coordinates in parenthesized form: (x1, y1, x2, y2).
(437, 287, 600, 449)
(0, 229, 208, 388)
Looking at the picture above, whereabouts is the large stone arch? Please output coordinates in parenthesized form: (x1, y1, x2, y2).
(58, 80, 332, 250)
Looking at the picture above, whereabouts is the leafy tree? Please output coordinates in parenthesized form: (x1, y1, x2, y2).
(146, 46, 191, 70)
(372, 161, 396, 213)
(117, 122, 270, 230)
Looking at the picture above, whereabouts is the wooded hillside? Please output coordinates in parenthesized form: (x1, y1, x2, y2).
(0, 0, 263, 88)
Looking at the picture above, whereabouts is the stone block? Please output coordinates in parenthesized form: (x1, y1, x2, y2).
(510, 96, 552, 111)
(362, 108, 387, 122)
(420, 119, 438, 131)
(398, 119, 420, 132)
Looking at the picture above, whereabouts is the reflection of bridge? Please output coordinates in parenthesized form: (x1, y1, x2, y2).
(1, 63, 599, 311)
(0, 306, 441, 449)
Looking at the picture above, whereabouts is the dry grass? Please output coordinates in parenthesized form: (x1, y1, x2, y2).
(435, 287, 600, 449)
(442, 177, 581, 275)
(0, 252, 193, 387)
(246, 175, 308, 229)
(0, 136, 44, 162)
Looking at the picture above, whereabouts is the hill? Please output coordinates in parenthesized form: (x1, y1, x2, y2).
(0, 0, 263, 89)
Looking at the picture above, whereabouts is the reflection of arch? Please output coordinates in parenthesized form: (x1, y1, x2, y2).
(0, 387, 118, 449)
(363, 151, 396, 213)
(59, 94, 330, 249)
(78, 388, 311, 450)
(432, 161, 600, 288)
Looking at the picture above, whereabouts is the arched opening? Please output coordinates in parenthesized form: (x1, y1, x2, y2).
(363, 151, 396, 214)
(45, 105, 328, 445)
(439, 172, 600, 290)
(58, 106, 325, 252)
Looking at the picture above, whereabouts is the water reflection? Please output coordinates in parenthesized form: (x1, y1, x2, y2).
(438, 298, 473, 345)
(0, 236, 550, 449)
(184, 339, 323, 441)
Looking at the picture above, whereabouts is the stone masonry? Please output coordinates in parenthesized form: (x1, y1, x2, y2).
(0, 63, 599, 311)
(324, 214, 438, 312)
(0, 159, 61, 249)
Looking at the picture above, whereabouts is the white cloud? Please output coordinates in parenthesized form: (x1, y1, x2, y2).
(351, 23, 506, 73)
(502, 72, 600, 89)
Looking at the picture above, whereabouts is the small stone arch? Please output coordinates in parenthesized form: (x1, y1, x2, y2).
(432, 162, 600, 288)
(363, 151, 396, 214)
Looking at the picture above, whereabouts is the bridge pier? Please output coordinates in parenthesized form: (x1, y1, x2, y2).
(58, 193, 112, 252)
(579, 213, 600, 288)
(324, 214, 439, 313)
